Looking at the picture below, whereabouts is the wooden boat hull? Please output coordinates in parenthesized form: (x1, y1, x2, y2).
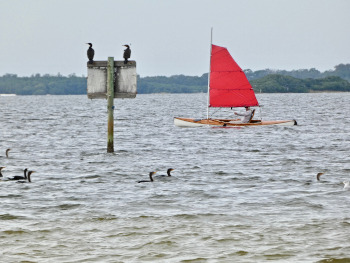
(174, 117, 297, 127)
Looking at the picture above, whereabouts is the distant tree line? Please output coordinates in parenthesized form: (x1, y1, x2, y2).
(0, 64, 349, 95)
(250, 75, 350, 93)
(245, 63, 350, 82)
(137, 74, 207, 93)
(0, 73, 85, 95)
(247, 64, 350, 92)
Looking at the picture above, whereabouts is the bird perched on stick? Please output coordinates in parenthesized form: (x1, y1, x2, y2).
(86, 43, 95, 64)
(123, 44, 131, 64)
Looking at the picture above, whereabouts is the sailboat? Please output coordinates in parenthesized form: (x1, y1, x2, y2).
(174, 32, 297, 128)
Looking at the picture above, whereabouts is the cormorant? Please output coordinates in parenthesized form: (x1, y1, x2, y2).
(316, 172, 324, 181)
(18, 171, 34, 183)
(86, 43, 95, 64)
(138, 171, 156, 183)
(123, 44, 131, 64)
(8, 168, 28, 181)
(0, 167, 5, 177)
(6, 148, 11, 157)
(156, 168, 174, 177)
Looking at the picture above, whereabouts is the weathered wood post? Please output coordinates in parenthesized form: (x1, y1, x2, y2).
(107, 57, 114, 152)
(87, 59, 137, 153)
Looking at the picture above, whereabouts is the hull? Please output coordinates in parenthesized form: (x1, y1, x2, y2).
(174, 117, 297, 127)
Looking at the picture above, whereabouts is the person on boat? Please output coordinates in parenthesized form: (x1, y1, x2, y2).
(233, 107, 253, 123)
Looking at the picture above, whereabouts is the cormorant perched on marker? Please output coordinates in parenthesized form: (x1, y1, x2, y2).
(18, 171, 34, 183)
(138, 171, 156, 183)
(86, 43, 95, 64)
(8, 168, 28, 181)
(123, 44, 131, 64)
(6, 148, 11, 158)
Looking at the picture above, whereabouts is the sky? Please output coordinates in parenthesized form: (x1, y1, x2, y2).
(0, 0, 349, 77)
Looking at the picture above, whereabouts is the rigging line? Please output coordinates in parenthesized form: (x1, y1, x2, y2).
(207, 27, 213, 120)
(208, 107, 223, 119)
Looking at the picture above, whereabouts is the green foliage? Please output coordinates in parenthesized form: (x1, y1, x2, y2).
(245, 64, 350, 81)
(251, 75, 350, 93)
(0, 64, 349, 95)
(137, 74, 208, 94)
(0, 73, 86, 95)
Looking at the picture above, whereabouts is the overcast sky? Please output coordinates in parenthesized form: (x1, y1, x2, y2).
(1, 0, 349, 77)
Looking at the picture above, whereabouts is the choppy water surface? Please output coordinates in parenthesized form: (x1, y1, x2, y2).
(1, 93, 350, 262)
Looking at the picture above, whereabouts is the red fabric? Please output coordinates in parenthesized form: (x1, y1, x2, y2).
(209, 45, 259, 107)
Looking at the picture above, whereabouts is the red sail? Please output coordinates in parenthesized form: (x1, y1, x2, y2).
(209, 44, 259, 107)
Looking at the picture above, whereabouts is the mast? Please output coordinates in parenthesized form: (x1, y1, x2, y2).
(206, 28, 213, 120)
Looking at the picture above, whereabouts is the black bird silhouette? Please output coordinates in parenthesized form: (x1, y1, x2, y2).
(316, 172, 324, 181)
(123, 44, 131, 64)
(18, 171, 34, 183)
(138, 171, 156, 183)
(156, 168, 174, 177)
(6, 148, 11, 157)
(0, 167, 5, 178)
(86, 43, 95, 64)
(8, 168, 28, 181)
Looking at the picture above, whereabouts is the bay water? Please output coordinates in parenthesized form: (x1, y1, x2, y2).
(1, 93, 350, 262)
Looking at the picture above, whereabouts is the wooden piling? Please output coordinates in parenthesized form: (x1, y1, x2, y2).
(107, 57, 114, 153)
(87, 58, 136, 153)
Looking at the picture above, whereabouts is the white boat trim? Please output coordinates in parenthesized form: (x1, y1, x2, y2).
(174, 117, 297, 128)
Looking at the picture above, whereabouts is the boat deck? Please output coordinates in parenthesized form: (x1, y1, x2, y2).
(174, 117, 297, 127)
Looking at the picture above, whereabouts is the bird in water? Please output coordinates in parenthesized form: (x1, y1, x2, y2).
(86, 43, 95, 64)
(17, 171, 34, 183)
(123, 44, 131, 64)
(316, 172, 324, 181)
(8, 168, 28, 181)
(6, 148, 11, 158)
(0, 167, 5, 179)
(156, 168, 174, 177)
(343, 181, 350, 190)
(138, 171, 156, 183)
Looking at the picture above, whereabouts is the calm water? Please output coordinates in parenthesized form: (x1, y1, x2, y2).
(1, 93, 350, 262)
